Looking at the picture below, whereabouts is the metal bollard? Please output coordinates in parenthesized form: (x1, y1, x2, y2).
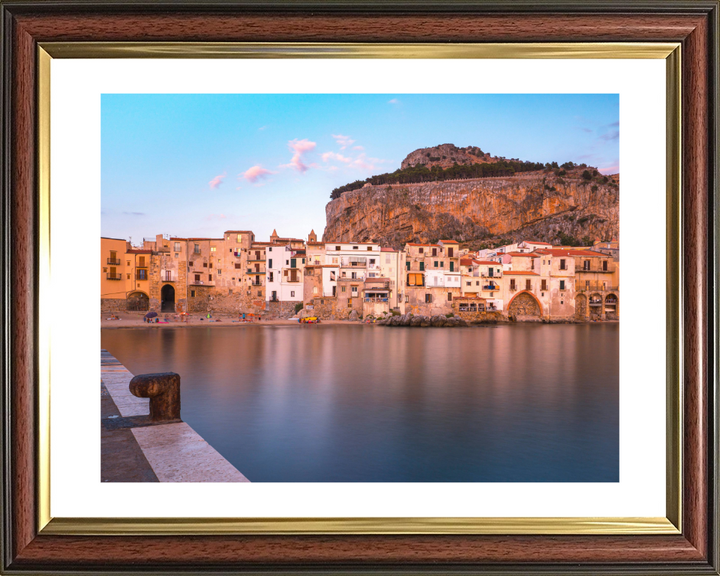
(129, 372, 181, 422)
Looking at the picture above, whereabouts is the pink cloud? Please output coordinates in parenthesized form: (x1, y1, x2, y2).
(208, 172, 227, 189)
(321, 151, 351, 164)
(282, 138, 317, 173)
(353, 145, 364, 151)
(205, 213, 227, 221)
(242, 165, 275, 183)
(331, 134, 355, 150)
(598, 164, 620, 175)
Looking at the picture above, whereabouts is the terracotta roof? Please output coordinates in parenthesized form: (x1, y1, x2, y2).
(223, 230, 254, 234)
(365, 277, 391, 282)
(507, 252, 540, 258)
(535, 248, 608, 257)
(405, 243, 437, 248)
(523, 240, 552, 245)
(127, 249, 152, 254)
(504, 271, 540, 275)
(475, 260, 501, 265)
(381, 247, 398, 252)
(439, 239, 459, 244)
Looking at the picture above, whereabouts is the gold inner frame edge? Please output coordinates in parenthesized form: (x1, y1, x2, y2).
(36, 41, 683, 536)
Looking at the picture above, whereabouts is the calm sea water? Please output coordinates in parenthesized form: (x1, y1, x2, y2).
(101, 324, 619, 482)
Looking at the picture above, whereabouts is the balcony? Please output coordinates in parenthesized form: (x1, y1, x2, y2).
(106, 273, 122, 281)
(365, 281, 390, 290)
(579, 267, 615, 274)
(247, 268, 266, 275)
(364, 297, 389, 303)
(160, 271, 177, 282)
(250, 280, 264, 286)
(190, 280, 214, 286)
(107, 258, 121, 265)
(578, 283, 618, 292)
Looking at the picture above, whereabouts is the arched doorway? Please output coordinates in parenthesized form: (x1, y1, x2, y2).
(574, 293, 588, 321)
(605, 293, 619, 319)
(507, 291, 542, 320)
(588, 293, 603, 319)
(127, 291, 149, 312)
(161, 284, 175, 312)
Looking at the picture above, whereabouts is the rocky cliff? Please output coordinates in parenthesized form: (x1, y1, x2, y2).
(323, 170, 619, 249)
(401, 143, 499, 170)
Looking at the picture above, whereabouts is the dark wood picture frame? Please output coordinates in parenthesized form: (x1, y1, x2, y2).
(1, 1, 718, 573)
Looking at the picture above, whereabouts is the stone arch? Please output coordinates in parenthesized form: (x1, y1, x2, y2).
(588, 292, 604, 319)
(574, 293, 588, 321)
(127, 291, 149, 312)
(604, 292, 619, 319)
(161, 284, 175, 312)
(507, 291, 542, 320)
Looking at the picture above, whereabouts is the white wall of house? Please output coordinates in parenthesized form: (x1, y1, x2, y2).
(322, 266, 339, 297)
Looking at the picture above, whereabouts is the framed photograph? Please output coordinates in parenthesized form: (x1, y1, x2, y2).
(1, 1, 717, 573)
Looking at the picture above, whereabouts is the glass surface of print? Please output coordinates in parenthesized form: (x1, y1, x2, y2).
(100, 93, 620, 483)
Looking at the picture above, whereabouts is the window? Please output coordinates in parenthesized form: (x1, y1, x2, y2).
(560, 259, 567, 270)
(510, 279, 516, 290)
(432, 248, 437, 256)
(440, 262, 444, 268)
(386, 255, 392, 263)
(313, 287, 318, 295)
(211, 247, 216, 252)
(335, 246, 341, 250)
(476, 281, 479, 286)
(353, 246, 358, 250)
(194, 244, 200, 254)
(405, 295, 409, 303)
(209, 274, 213, 281)
(174, 253, 178, 258)
(235, 263, 241, 269)
(541, 279, 548, 291)
(419, 247, 424, 254)
(450, 262, 454, 272)
(202, 262, 207, 267)
(447, 292, 452, 301)
(174, 242, 181, 251)
(126, 274, 130, 279)
(351, 286, 358, 296)
(291, 291, 295, 297)
(258, 291, 262, 297)
(351, 272, 357, 279)
(195, 274, 200, 282)
(109, 250, 117, 261)
(369, 258, 376, 265)
(560, 280, 566, 290)
(286, 260, 289, 266)
(406, 262, 410, 270)
(291, 258, 296, 268)
(218, 270, 222, 276)
(367, 247, 372, 251)
(189, 261, 193, 267)
(419, 262, 425, 271)
(425, 294, 433, 303)
(526, 279, 531, 290)
(434, 261, 439, 268)
(448, 247, 454, 257)
(466, 281, 471, 286)
(191, 290, 195, 297)
(603, 260, 608, 271)
(341, 286, 346, 293)
(237, 234, 242, 242)
(584, 260, 590, 270)
(347, 299, 353, 308)
(137, 269, 147, 280)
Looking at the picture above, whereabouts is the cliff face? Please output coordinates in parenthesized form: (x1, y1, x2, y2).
(323, 171, 619, 249)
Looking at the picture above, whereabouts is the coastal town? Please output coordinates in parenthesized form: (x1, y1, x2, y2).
(101, 229, 619, 323)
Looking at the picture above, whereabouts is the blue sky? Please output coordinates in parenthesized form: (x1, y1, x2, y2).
(102, 94, 619, 243)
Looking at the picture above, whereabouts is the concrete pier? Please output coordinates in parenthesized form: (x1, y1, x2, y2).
(101, 350, 249, 482)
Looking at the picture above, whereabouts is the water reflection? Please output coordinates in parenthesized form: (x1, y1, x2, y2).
(102, 324, 618, 482)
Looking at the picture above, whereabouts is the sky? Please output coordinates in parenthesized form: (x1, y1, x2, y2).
(101, 94, 619, 244)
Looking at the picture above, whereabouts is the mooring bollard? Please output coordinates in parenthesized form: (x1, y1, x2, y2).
(129, 372, 181, 422)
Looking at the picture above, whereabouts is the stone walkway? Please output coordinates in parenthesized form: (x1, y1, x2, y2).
(101, 350, 250, 482)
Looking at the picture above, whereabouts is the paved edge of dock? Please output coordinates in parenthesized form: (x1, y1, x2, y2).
(101, 350, 250, 483)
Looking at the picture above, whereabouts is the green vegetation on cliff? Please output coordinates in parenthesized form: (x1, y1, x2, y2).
(330, 159, 546, 199)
